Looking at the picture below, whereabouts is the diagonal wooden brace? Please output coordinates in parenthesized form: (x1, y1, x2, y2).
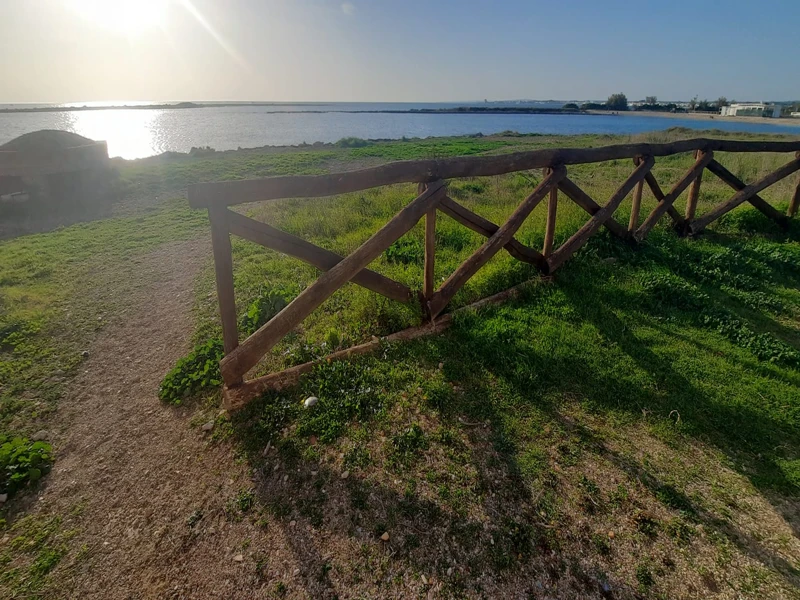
(636, 151, 714, 241)
(427, 166, 567, 319)
(219, 180, 446, 385)
(704, 159, 789, 229)
(438, 196, 548, 272)
(643, 172, 685, 229)
(690, 156, 800, 234)
(227, 210, 413, 304)
(548, 156, 655, 272)
(557, 178, 629, 239)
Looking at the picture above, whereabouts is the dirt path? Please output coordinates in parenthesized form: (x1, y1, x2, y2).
(31, 238, 280, 599)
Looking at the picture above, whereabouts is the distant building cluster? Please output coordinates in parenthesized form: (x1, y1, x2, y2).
(626, 98, 800, 118)
(720, 103, 783, 118)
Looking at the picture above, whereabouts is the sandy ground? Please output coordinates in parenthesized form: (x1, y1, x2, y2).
(25, 238, 284, 599)
(589, 109, 800, 128)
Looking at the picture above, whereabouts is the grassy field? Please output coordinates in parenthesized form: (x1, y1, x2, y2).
(2, 129, 800, 598)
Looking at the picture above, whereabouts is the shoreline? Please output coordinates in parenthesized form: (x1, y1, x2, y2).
(0, 102, 588, 116)
(588, 109, 799, 126)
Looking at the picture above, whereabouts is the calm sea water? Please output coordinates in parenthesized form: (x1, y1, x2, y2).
(2, 102, 799, 160)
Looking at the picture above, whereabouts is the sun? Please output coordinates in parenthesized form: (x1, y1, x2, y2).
(67, 0, 168, 35)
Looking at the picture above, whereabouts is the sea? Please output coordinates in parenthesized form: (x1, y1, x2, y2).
(2, 101, 800, 160)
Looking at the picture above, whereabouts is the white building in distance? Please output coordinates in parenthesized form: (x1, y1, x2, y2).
(720, 103, 782, 118)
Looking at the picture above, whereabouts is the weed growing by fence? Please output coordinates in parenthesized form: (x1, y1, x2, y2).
(158, 338, 224, 405)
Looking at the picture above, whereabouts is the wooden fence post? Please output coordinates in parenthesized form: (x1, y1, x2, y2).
(789, 151, 800, 218)
(629, 156, 645, 232)
(636, 151, 713, 241)
(543, 168, 558, 256)
(422, 183, 437, 314)
(209, 205, 240, 360)
(684, 150, 705, 221)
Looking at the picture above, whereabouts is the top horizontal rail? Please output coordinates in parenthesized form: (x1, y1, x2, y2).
(188, 138, 800, 208)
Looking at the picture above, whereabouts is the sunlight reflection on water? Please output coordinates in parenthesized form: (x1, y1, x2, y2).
(63, 109, 166, 158)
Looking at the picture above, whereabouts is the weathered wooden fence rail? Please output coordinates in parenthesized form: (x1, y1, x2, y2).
(188, 138, 800, 410)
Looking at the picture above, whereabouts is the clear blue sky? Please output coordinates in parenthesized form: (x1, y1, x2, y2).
(1, 0, 797, 103)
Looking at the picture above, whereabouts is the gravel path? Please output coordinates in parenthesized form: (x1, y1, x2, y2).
(33, 238, 282, 598)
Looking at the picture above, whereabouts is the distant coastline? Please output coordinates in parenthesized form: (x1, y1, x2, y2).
(4, 103, 798, 128)
(0, 102, 590, 116)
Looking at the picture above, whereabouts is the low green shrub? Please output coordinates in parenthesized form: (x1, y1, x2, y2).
(391, 424, 427, 455)
(639, 271, 799, 367)
(640, 272, 708, 311)
(240, 291, 288, 335)
(700, 309, 800, 367)
(160, 289, 291, 404)
(334, 137, 371, 148)
(0, 436, 53, 495)
(158, 338, 224, 405)
(437, 227, 474, 252)
(383, 237, 423, 265)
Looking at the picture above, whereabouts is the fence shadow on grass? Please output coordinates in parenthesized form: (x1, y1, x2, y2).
(229, 299, 799, 596)
(225, 214, 800, 597)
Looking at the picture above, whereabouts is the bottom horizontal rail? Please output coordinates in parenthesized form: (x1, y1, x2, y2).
(222, 278, 541, 411)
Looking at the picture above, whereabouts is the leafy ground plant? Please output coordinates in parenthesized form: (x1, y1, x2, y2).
(0, 436, 53, 496)
(158, 338, 224, 405)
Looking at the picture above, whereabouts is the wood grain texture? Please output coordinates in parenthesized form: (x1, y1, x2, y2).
(788, 151, 800, 218)
(690, 156, 800, 234)
(635, 151, 714, 241)
(188, 138, 800, 208)
(437, 196, 548, 271)
(209, 205, 239, 358)
(684, 150, 706, 221)
(548, 156, 654, 272)
(227, 210, 413, 303)
(219, 180, 446, 384)
(424, 207, 437, 302)
(543, 168, 558, 257)
(790, 178, 800, 218)
(427, 166, 566, 318)
(704, 159, 788, 227)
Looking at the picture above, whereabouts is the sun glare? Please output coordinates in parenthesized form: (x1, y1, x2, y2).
(67, 0, 168, 35)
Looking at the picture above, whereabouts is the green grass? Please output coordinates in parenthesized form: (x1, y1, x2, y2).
(2, 129, 800, 597)
(185, 131, 800, 597)
(116, 149, 336, 198)
(0, 200, 208, 440)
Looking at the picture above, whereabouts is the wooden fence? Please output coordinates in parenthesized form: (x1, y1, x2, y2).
(188, 138, 800, 410)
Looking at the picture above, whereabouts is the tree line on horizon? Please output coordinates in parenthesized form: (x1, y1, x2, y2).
(564, 94, 738, 113)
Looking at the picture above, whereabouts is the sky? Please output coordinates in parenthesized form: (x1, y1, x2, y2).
(1, 0, 798, 104)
